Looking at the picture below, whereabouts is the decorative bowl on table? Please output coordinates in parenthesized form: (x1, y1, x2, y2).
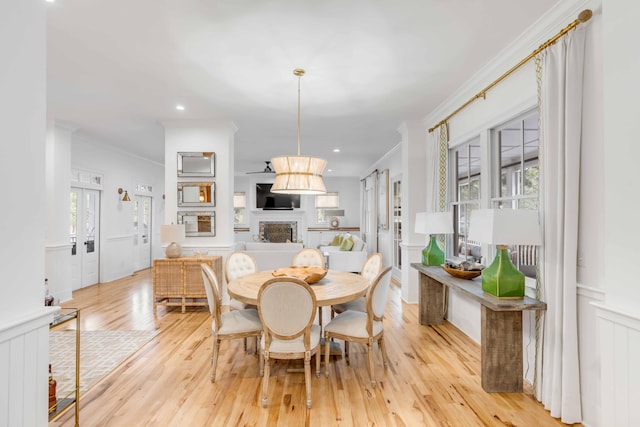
(441, 263, 483, 280)
(271, 266, 328, 284)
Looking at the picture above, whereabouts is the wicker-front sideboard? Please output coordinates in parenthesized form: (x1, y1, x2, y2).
(153, 256, 222, 313)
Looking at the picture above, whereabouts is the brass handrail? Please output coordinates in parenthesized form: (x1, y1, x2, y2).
(428, 9, 593, 133)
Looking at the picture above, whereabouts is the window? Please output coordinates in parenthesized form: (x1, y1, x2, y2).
(315, 192, 339, 223)
(447, 109, 540, 274)
(233, 192, 246, 225)
(491, 111, 539, 277)
(450, 138, 481, 261)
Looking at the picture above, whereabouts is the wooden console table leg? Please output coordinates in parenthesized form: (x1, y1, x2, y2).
(481, 306, 523, 392)
(418, 273, 445, 325)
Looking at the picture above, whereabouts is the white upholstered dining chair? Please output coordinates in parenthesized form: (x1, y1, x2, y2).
(257, 277, 322, 409)
(224, 251, 259, 310)
(324, 265, 392, 387)
(201, 264, 263, 383)
(291, 248, 325, 268)
(331, 253, 383, 318)
(292, 247, 327, 325)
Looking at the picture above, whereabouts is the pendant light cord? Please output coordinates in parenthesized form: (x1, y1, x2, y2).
(297, 73, 301, 156)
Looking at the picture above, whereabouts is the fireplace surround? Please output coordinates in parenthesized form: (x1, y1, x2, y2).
(259, 221, 298, 243)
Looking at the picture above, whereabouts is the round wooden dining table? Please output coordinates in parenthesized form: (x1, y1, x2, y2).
(227, 270, 370, 307)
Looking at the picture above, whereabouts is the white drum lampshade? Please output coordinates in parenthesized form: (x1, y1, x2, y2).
(160, 224, 185, 259)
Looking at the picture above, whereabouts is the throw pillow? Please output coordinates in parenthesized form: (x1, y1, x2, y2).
(340, 236, 354, 251)
(330, 233, 343, 246)
(351, 236, 365, 252)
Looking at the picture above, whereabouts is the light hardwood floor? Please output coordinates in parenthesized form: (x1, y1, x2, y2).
(50, 268, 578, 427)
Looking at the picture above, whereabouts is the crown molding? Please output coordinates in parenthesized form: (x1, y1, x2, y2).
(423, 0, 602, 128)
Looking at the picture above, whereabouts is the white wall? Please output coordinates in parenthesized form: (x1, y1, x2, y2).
(163, 120, 236, 251)
(0, 1, 56, 425)
(45, 122, 74, 302)
(71, 136, 165, 282)
(596, 0, 640, 425)
(603, 0, 640, 312)
(1, 0, 47, 324)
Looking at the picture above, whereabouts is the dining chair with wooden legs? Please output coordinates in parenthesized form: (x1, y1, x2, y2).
(291, 248, 326, 268)
(257, 277, 321, 408)
(201, 264, 263, 382)
(330, 253, 383, 318)
(292, 247, 327, 328)
(323, 266, 392, 387)
(225, 251, 260, 351)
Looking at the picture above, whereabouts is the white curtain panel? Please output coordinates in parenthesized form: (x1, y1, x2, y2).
(537, 25, 587, 423)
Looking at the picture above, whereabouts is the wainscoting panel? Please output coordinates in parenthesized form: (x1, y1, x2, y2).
(0, 309, 57, 427)
(594, 303, 640, 427)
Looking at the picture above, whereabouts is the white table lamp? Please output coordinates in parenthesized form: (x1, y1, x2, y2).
(415, 211, 454, 266)
(160, 224, 185, 259)
(468, 209, 542, 298)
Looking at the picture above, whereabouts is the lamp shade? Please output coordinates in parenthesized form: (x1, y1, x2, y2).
(160, 224, 185, 244)
(270, 155, 327, 194)
(414, 211, 454, 235)
(468, 209, 541, 245)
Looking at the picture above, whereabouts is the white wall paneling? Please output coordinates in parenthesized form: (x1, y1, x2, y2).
(594, 303, 640, 427)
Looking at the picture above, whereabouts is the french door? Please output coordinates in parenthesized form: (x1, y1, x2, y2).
(70, 188, 100, 290)
(133, 195, 152, 271)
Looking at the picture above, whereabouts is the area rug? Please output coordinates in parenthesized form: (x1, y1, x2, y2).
(49, 330, 159, 396)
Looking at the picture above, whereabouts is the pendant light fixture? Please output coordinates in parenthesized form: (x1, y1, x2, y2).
(271, 69, 327, 195)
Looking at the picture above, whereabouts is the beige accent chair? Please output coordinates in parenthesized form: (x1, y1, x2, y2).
(201, 264, 263, 383)
(257, 277, 321, 409)
(291, 248, 325, 268)
(224, 251, 259, 310)
(331, 253, 383, 318)
(323, 266, 392, 387)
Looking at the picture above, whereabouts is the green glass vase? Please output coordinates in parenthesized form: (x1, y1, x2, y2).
(481, 246, 524, 298)
(422, 235, 444, 266)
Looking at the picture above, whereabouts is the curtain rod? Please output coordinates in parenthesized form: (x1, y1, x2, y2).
(428, 9, 593, 133)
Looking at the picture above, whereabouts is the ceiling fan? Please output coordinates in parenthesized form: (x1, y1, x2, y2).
(246, 160, 275, 174)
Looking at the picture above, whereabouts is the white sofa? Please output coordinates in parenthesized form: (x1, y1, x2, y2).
(232, 242, 303, 271)
(318, 233, 368, 273)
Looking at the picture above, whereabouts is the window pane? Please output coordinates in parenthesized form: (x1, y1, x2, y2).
(451, 138, 481, 259)
(316, 192, 339, 208)
(234, 208, 244, 224)
(492, 110, 539, 278)
(233, 192, 246, 208)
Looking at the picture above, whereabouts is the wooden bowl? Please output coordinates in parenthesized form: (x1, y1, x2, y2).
(441, 264, 482, 280)
(271, 266, 328, 284)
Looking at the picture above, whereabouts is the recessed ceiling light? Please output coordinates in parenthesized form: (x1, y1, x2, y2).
(176, 105, 185, 111)
(45, 0, 55, 3)
(333, 148, 340, 153)
(327, 169, 333, 172)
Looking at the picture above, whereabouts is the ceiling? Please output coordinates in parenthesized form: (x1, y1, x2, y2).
(46, 0, 559, 177)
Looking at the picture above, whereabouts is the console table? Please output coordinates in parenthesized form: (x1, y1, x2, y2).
(153, 256, 222, 313)
(411, 263, 546, 392)
(49, 308, 80, 426)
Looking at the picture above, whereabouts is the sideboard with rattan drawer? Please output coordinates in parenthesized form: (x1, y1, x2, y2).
(153, 256, 222, 313)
